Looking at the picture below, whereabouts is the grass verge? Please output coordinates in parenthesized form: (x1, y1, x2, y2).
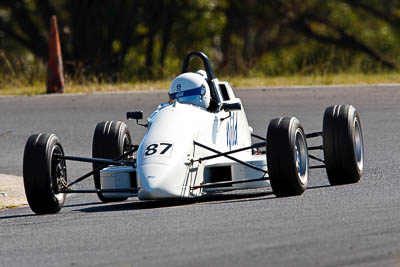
(1, 73, 400, 96)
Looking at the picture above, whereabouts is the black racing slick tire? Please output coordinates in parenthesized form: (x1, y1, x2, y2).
(323, 105, 364, 185)
(92, 121, 132, 202)
(23, 134, 67, 215)
(267, 117, 309, 197)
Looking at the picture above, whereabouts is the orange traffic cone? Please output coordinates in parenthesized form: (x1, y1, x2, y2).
(47, 15, 64, 94)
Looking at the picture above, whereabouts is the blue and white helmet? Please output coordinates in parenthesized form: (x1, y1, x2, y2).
(169, 71, 210, 109)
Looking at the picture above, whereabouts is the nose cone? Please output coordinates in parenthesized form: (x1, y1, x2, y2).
(136, 103, 207, 200)
(138, 164, 182, 200)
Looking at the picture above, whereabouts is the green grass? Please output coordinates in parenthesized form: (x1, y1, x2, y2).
(1, 73, 400, 96)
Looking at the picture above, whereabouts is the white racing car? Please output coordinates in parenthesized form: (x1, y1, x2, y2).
(23, 51, 364, 215)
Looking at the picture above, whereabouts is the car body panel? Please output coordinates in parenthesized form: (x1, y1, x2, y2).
(132, 94, 268, 200)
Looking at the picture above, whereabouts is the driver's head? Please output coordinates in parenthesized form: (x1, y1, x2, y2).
(169, 71, 210, 109)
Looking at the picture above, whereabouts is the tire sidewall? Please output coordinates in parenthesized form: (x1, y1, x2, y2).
(23, 134, 66, 214)
(348, 107, 363, 176)
(267, 117, 309, 197)
(92, 121, 132, 202)
(323, 105, 363, 185)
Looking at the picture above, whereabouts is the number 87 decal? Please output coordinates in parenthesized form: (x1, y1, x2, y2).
(144, 142, 173, 157)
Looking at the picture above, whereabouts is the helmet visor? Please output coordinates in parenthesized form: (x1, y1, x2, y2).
(169, 86, 206, 107)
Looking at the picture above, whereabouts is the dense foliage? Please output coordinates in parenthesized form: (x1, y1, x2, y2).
(1, 0, 400, 83)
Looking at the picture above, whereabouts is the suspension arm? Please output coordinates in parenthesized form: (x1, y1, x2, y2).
(60, 188, 139, 194)
(308, 154, 325, 163)
(306, 131, 323, 139)
(66, 145, 139, 188)
(193, 141, 267, 174)
(251, 133, 266, 141)
(55, 155, 125, 166)
(196, 142, 265, 162)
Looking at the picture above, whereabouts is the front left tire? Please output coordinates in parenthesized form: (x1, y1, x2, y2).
(266, 117, 309, 197)
(92, 121, 132, 202)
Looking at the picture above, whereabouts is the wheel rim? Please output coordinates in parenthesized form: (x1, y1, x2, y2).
(51, 145, 67, 201)
(122, 134, 133, 160)
(295, 129, 308, 185)
(353, 117, 364, 171)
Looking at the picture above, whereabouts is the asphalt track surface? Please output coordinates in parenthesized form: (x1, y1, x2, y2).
(0, 85, 399, 267)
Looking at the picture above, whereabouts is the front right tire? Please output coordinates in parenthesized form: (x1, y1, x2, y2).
(23, 133, 67, 214)
(92, 121, 132, 202)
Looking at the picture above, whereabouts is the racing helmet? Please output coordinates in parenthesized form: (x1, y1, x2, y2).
(196, 69, 207, 78)
(169, 72, 211, 109)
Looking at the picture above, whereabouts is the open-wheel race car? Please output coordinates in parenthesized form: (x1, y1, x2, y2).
(22, 51, 364, 215)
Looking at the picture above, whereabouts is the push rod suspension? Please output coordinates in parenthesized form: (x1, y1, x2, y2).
(193, 141, 267, 174)
(66, 145, 139, 188)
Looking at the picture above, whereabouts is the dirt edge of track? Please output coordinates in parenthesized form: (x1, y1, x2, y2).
(0, 174, 27, 210)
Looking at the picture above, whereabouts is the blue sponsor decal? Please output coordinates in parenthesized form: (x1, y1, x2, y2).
(226, 112, 238, 151)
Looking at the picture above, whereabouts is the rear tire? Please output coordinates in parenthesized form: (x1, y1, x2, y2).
(267, 117, 309, 197)
(323, 105, 364, 185)
(23, 134, 67, 214)
(92, 121, 132, 202)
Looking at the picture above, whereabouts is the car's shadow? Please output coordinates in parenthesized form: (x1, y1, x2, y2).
(0, 184, 333, 219)
(0, 212, 36, 220)
(76, 191, 276, 213)
(68, 184, 333, 213)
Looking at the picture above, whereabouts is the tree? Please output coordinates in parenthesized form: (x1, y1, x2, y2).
(0, 0, 399, 81)
(218, 0, 400, 73)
